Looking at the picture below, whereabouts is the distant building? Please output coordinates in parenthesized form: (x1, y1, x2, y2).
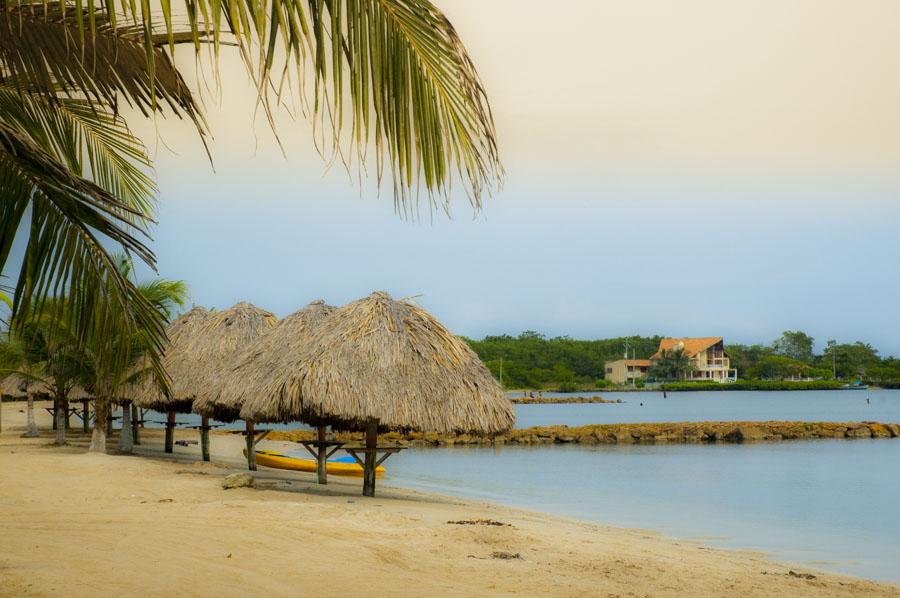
(651, 337, 737, 383)
(604, 359, 652, 385)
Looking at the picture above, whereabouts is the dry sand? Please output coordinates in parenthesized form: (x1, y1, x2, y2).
(1, 401, 897, 597)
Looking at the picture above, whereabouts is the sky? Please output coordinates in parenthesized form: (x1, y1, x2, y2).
(96, 1, 900, 354)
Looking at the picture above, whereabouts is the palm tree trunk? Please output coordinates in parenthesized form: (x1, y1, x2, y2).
(54, 397, 66, 445)
(118, 401, 133, 453)
(24, 394, 38, 437)
(89, 396, 110, 452)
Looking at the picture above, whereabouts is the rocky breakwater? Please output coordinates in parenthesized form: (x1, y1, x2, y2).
(508, 395, 623, 405)
(262, 421, 900, 447)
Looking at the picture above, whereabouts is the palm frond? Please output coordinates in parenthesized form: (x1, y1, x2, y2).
(0, 85, 157, 217)
(0, 5, 205, 133)
(3, 0, 501, 208)
(0, 120, 168, 394)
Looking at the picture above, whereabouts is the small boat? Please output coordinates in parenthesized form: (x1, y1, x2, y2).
(843, 381, 869, 390)
(248, 449, 386, 478)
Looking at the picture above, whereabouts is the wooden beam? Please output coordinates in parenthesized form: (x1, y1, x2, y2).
(200, 415, 210, 462)
(131, 404, 141, 445)
(164, 411, 175, 453)
(245, 421, 257, 471)
(81, 400, 90, 433)
(316, 425, 328, 485)
(363, 418, 378, 497)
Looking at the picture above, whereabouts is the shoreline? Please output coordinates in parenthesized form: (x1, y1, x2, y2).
(3, 403, 899, 596)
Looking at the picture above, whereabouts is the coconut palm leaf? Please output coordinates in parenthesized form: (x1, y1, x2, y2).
(0, 5, 204, 130)
(0, 85, 158, 216)
(3, 0, 501, 208)
(0, 112, 168, 392)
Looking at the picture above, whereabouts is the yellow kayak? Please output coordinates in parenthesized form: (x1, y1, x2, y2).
(250, 449, 385, 478)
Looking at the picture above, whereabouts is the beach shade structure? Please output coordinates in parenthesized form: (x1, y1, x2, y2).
(0, 374, 93, 436)
(239, 291, 515, 496)
(133, 303, 277, 460)
(0, 374, 31, 434)
(132, 306, 211, 452)
(44, 383, 93, 436)
(195, 300, 335, 473)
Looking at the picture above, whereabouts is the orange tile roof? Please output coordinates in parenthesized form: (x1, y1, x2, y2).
(651, 337, 722, 359)
(625, 359, 652, 366)
(605, 359, 652, 367)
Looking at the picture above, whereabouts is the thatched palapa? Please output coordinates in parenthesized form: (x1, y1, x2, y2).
(239, 291, 515, 435)
(132, 306, 212, 412)
(0, 373, 91, 400)
(195, 300, 335, 423)
(0, 373, 31, 398)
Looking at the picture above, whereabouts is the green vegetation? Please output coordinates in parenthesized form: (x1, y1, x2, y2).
(463, 332, 662, 390)
(464, 329, 900, 390)
(660, 380, 845, 392)
(0, 256, 187, 448)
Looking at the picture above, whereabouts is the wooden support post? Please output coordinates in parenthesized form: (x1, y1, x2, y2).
(316, 425, 328, 485)
(118, 402, 133, 453)
(164, 411, 175, 453)
(106, 411, 113, 435)
(131, 403, 141, 445)
(51, 400, 58, 430)
(200, 415, 210, 462)
(363, 418, 378, 497)
(245, 421, 257, 471)
(64, 399, 71, 429)
(82, 400, 90, 434)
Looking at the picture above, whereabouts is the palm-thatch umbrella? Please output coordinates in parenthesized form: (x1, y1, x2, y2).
(239, 291, 515, 496)
(37, 380, 93, 439)
(133, 303, 277, 460)
(131, 306, 210, 452)
(194, 300, 335, 470)
(0, 373, 30, 399)
(0, 374, 29, 433)
(0, 374, 40, 437)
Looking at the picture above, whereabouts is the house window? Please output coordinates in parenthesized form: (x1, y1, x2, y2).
(606, 367, 613, 374)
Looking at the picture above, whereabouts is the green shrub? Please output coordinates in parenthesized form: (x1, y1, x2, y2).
(660, 380, 845, 392)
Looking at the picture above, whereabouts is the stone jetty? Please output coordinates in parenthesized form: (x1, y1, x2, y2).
(259, 421, 900, 447)
(508, 396, 623, 404)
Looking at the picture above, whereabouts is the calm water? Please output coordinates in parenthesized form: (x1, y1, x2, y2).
(512, 389, 900, 428)
(141, 390, 900, 581)
(385, 440, 900, 583)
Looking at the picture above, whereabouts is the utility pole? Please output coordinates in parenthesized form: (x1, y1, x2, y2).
(832, 349, 836, 379)
(632, 346, 637, 386)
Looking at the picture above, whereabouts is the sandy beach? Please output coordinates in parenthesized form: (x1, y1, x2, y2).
(1, 401, 898, 598)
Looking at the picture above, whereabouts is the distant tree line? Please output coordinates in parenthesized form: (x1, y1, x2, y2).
(463, 330, 900, 390)
(462, 332, 661, 391)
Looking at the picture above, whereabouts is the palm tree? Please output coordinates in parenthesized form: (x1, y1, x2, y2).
(1, 1, 501, 393)
(651, 348, 697, 382)
(84, 255, 188, 453)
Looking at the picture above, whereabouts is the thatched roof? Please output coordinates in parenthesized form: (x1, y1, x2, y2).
(0, 373, 92, 400)
(194, 300, 334, 422)
(132, 303, 277, 413)
(0, 373, 31, 398)
(239, 292, 515, 434)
